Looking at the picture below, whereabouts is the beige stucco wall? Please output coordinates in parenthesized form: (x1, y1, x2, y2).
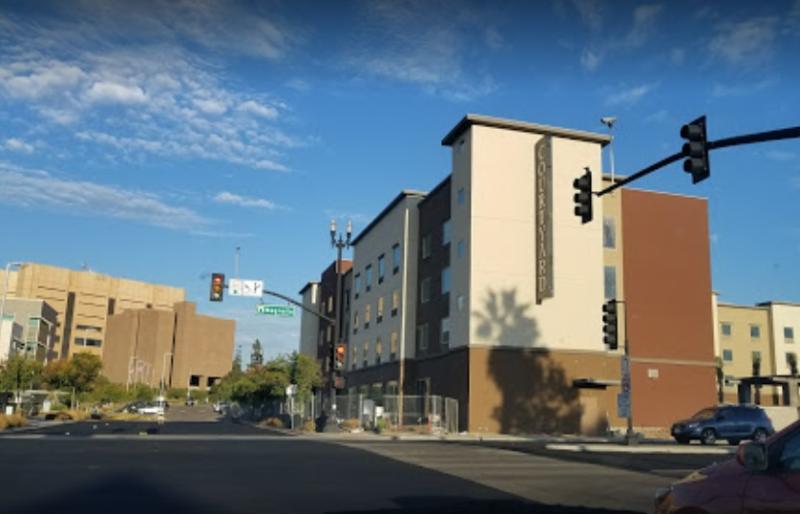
(717, 304, 773, 392)
(766, 303, 800, 375)
(601, 177, 625, 353)
(298, 283, 319, 359)
(350, 195, 422, 369)
(10, 263, 184, 359)
(171, 302, 235, 390)
(466, 124, 605, 351)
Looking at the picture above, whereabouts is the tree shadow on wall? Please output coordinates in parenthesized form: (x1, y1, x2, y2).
(475, 289, 582, 435)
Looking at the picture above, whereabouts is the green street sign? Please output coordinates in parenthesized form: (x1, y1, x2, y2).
(256, 304, 295, 317)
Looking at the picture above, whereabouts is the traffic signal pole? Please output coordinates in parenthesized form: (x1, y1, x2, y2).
(594, 123, 800, 198)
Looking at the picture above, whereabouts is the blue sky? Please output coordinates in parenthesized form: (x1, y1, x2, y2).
(1, 0, 799, 361)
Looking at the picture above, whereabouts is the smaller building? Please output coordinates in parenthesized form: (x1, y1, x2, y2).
(0, 298, 58, 362)
(103, 301, 235, 391)
(0, 318, 24, 362)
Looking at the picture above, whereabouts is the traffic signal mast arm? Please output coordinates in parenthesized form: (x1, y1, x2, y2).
(595, 123, 800, 198)
(262, 289, 336, 324)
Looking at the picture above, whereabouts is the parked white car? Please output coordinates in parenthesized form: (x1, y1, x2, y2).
(138, 401, 166, 416)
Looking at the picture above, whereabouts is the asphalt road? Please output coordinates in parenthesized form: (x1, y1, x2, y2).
(0, 416, 717, 514)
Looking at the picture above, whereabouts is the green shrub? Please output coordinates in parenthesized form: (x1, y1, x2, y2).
(302, 420, 316, 432)
(167, 388, 187, 400)
(374, 417, 389, 434)
(0, 413, 28, 429)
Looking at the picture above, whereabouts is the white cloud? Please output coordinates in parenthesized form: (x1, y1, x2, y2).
(570, 0, 604, 31)
(625, 4, 663, 48)
(4, 138, 34, 154)
(645, 109, 669, 123)
(765, 150, 797, 162)
(0, 60, 86, 99)
(709, 17, 778, 66)
(214, 191, 284, 210)
(605, 83, 657, 107)
(0, 11, 304, 172)
(85, 81, 147, 104)
(237, 100, 278, 120)
(0, 162, 210, 230)
(342, 2, 497, 102)
(711, 79, 776, 97)
(581, 49, 601, 71)
(285, 78, 310, 92)
(193, 98, 227, 115)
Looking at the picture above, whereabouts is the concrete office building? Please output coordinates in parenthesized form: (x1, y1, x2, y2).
(0, 298, 58, 362)
(299, 114, 718, 434)
(714, 298, 800, 404)
(0, 318, 24, 362)
(5, 263, 185, 360)
(103, 302, 235, 391)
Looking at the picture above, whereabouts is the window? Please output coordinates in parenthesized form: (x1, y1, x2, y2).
(603, 217, 616, 249)
(421, 234, 432, 259)
(377, 296, 384, 323)
(363, 341, 369, 368)
(75, 337, 102, 347)
(752, 351, 762, 375)
(721, 322, 732, 337)
(107, 298, 116, 315)
(386, 381, 399, 395)
(318, 330, 324, 347)
(441, 267, 451, 295)
(457, 187, 465, 205)
(604, 266, 617, 300)
(722, 349, 733, 362)
(441, 317, 450, 349)
(420, 277, 432, 304)
(752, 351, 762, 362)
(788, 352, 798, 374)
(355, 274, 361, 298)
(391, 289, 400, 316)
(392, 244, 401, 274)
(364, 304, 371, 329)
(189, 375, 201, 387)
(353, 311, 359, 334)
(750, 324, 761, 340)
(457, 294, 466, 312)
(365, 265, 373, 291)
(327, 296, 334, 314)
(326, 325, 332, 343)
(457, 240, 465, 258)
(390, 332, 398, 361)
(442, 219, 452, 246)
(416, 324, 429, 353)
(375, 338, 382, 365)
(351, 346, 358, 369)
(786, 327, 795, 342)
(378, 254, 386, 283)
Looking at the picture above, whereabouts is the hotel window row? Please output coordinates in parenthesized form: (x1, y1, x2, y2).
(352, 290, 400, 335)
(350, 332, 399, 369)
(354, 244, 402, 299)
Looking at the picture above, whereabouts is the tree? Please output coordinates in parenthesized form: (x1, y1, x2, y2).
(289, 352, 322, 403)
(43, 352, 102, 394)
(0, 355, 43, 394)
(250, 339, 264, 368)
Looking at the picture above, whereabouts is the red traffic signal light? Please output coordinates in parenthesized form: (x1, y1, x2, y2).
(210, 273, 225, 302)
(335, 343, 346, 370)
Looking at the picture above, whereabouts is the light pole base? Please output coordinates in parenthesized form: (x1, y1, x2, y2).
(624, 429, 640, 446)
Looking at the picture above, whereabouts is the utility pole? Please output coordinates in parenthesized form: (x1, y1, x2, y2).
(326, 218, 352, 431)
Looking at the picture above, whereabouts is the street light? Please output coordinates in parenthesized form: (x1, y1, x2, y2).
(0, 262, 24, 342)
(325, 218, 352, 429)
(600, 116, 617, 186)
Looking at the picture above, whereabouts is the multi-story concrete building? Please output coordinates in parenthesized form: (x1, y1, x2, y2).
(5, 263, 185, 360)
(713, 298, 800, 404)
(0, 318, 24, 362)
(347, 192, 424, 401)
(299, 114, 719, 434)
(103, 301, 235, 391)
(0, 298, 58, 362)
(298, 281, 320, 359)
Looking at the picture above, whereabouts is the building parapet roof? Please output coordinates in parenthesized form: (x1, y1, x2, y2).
(442, 114, 611, 147)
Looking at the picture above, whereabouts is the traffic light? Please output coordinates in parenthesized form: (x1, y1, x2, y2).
(602, 299, 618, 350)
(335, 343, 346, 370)
(680, 115, 710, 184)
(209, 273, 225, 302)
(573, 168, 593, 224)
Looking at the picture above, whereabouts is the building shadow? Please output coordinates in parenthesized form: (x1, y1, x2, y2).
(475, 289, 583, 435)
(6, 473, 222, 514)
(326, 495, 644, 514)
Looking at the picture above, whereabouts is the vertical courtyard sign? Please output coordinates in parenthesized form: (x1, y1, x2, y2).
(535, 135, 554, 304)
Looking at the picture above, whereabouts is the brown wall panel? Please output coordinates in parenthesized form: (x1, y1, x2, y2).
(631, 362, 717, 427)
